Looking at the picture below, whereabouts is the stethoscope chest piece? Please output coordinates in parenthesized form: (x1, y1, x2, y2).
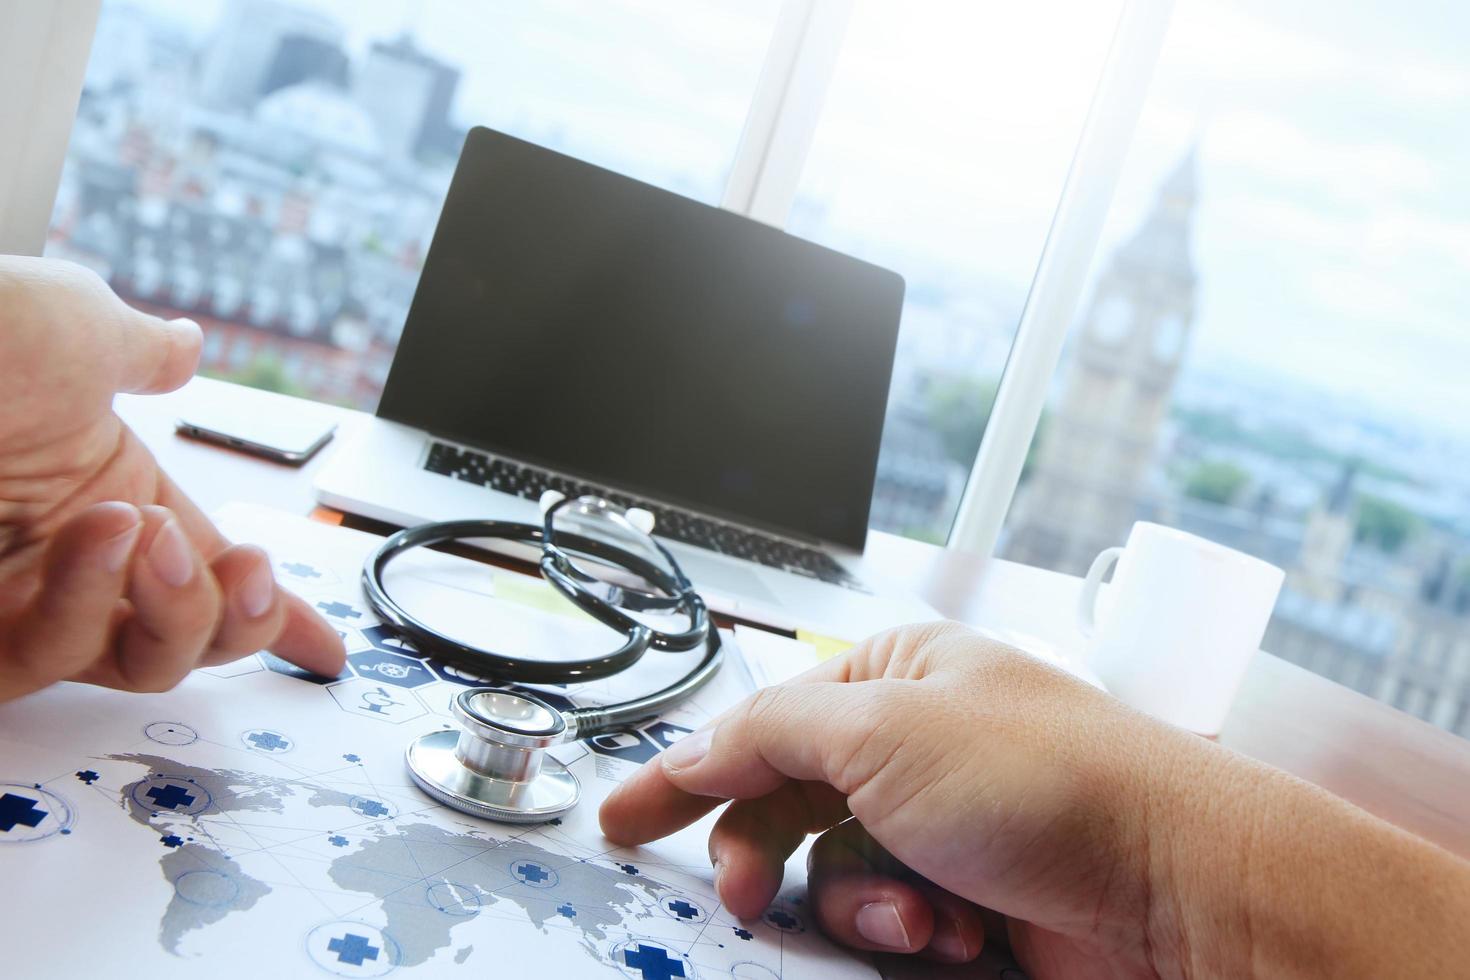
(405, 688, 580, 823)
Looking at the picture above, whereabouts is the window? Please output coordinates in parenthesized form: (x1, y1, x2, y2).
(46, 0, 782, 407)
(999, 0, 1470, 738)
(785, 1, 1125, 542)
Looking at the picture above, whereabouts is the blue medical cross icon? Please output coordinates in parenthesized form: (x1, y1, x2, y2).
(666, 899, 700, 920)
(734, 927, 753, 941)
(246, 731, 290, 751)
(354, 799, 390, 818)
(557, 903, 576, 918)
(282, 562, 321, 578)
(326, 932, 380, 966)
(515, 862, 550, 883)
(75, 770, 100, 785)
(160, 834, 184, 848)
(622, 943, 686, 980)
(765, 908, 801, 931)
(0, 793, 47, 832)
(145, 783, 197, 811)
(317, 600, 362, 620)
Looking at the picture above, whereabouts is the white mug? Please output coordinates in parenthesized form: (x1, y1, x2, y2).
(1077, 522, 1284, 736)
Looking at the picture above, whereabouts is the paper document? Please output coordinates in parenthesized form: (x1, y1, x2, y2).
(0, 504, 1030, 979)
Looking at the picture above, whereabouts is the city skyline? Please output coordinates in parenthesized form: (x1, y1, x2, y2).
(109, 0, 1470, 436)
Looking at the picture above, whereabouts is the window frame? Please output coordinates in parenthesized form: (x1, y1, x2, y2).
(0, 0, 100, 255)
(2, 0, 1173, 559)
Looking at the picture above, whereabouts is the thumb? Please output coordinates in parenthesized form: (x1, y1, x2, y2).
(113, 311, 202, 395)
(659, 680, 916, 801)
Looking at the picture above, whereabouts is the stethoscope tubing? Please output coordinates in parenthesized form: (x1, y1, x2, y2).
(360, 514, 721, 738)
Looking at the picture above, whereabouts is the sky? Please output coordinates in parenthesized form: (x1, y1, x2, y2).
(1093, 0, 1470, 433)
(122, 0, 1470, 433)
(117, 0, 780, 203)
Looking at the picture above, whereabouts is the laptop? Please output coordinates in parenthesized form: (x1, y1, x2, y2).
(315, 126, 939, 638)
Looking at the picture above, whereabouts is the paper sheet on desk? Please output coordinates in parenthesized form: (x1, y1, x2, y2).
(737, 624, 1105, 692)
(0, 504, 1033, 980)
(0, 505, 864, 979)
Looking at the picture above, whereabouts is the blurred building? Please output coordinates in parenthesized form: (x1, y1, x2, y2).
(1005, 150, 1199, 574)
(201, 0, 344, 112)
(260, 33, 351, 98)
(1266, 463, 1470, 735)
(48, 2, 443, 410)
(353, 34, 462, 162)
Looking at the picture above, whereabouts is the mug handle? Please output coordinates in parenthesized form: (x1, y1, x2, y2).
(1077, 546, 1124, 638)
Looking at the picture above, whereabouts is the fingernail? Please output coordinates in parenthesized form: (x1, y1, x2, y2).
(855, 901, 910, 950)
(238, 559, 275, 619)
(147, 519, 194, 587)
(101, 521, 142, 573)
(928, 916, 970, 961)
(660, 727, 713, 773)
(712, 857, 726, 898)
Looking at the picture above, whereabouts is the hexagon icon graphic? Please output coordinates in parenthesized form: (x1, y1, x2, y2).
(328, 679, 428, 724)
(347, 650, 435, 689)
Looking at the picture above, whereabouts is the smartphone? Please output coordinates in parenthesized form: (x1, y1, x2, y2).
(176, 409, 337, 465)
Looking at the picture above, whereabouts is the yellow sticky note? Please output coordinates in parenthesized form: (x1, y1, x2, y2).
(795, 629, 853, 662)
(495, 573, 585, 619)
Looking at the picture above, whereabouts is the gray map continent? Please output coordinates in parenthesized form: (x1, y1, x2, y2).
(104, 753, 678, 969)
(109, 753, 360, 953)
(327, 821, 667, 968)
(154, 845, 272, 954)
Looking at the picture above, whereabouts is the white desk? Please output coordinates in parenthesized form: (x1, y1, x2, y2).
(119, 377, 1470, 861)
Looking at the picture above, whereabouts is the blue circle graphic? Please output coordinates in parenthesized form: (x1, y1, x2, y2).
(763, 904, 806, 934)
(507, 858, 560, 889)
(425, 881, 481, 916)
(305, 920, 399, 977)
(174, 869, 240, 907)
(240, 728, 295, 753)
(128, 775, 213, 816)
(144, 721, 199, 745)
(731, 964, 780, 980)
(347, 795, 398, 820)
(610, 939, 696, 980)
(658, 894, 707, 923)
(0, 783, 75, 843)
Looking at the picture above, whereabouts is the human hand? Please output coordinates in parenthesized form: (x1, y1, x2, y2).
(600, 622, 1470, 978)
(602, 622, 1163, 973)
(0, 256, 344, 701)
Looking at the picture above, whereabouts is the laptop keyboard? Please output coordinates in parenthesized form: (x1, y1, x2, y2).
(424, 441, 868, 591)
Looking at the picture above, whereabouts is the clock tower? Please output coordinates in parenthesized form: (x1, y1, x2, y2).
(1005, 149, 1199, 573)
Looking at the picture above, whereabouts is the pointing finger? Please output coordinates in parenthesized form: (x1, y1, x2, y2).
(155, 469, 345, 676)
(199, 544, 286, 666)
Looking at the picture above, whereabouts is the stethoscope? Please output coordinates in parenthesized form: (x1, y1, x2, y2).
(362, 493, 722, 823)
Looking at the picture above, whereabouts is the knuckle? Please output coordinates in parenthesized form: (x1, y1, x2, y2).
(827, 686, 912, 793)
(739, 684, 788, 736)
(851, 620, 957, 680)
(116, 661, 194, 694)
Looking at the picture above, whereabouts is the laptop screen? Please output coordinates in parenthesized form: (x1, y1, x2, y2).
(377, 127, 904, 551)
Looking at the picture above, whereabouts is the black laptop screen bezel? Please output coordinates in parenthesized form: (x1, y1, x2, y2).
(376, 127, 905, 551)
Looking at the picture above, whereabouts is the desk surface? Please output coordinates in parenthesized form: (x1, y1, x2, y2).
(117, 377, 1470, 860)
